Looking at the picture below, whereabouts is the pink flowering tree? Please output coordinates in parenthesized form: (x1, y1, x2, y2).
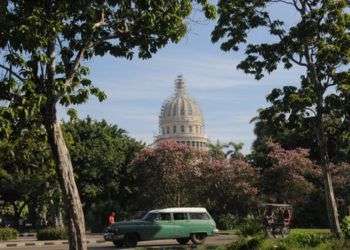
(263, 143, 321, 205)
(131, 140, 259, 217)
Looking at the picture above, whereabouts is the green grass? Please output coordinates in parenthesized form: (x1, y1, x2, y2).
(219, 229, 239, 235)
(290, 228, 330, 235)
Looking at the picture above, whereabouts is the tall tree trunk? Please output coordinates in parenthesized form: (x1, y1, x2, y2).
(44, 102, 87, 250)
(305, 48, 342, 237)
(67, 212, 78, 250)
(317, 123, 342, 236)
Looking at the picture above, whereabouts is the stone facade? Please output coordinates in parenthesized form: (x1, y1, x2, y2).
(155, 76, 208, 150)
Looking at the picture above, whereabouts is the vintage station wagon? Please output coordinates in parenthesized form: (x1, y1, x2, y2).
(104, 207, 218, 247)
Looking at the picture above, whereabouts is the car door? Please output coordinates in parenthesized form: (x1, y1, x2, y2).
(142, 212, 174, 240)
(188, 212, 213, 234)
(172, 212, 191, 238)
(153, 213, 174, 239)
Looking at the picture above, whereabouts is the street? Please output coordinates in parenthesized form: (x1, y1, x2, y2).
(2, 234, 237, 250)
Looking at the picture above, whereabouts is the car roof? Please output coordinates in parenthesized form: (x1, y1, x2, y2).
(148, 207, 208, 213)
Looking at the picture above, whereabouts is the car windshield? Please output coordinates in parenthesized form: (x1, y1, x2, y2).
(142, 212, 158, 221)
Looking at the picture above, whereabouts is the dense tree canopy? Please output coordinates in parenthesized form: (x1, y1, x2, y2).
(63, 117, 144, 231)
(212, 0, 350, 235)
(0, 126, 59, 228)
(0, 1, 216, 248)
(132, 140, 259, 217)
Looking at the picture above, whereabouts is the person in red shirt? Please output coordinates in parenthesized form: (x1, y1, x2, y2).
(107, 212, 116, 226)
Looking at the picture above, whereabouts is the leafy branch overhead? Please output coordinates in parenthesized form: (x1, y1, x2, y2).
(0, 0, 216, 111)
(212, 0, 349, 236)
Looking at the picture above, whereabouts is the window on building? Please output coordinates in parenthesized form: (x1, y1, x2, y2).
(189, 126, 192, 133)
(166, 127, 170, 134)
(181, 125, 185, 132)
(173, 105, 177, 116)
(180, 101, 185, 115)
(192, 141, 195, 147)
(173, 126, 176, 134)
(162, 127, 165, 135)
(196, 126, 199, 133)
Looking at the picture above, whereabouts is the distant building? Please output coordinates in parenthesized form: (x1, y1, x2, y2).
(155, 75, 208, 150)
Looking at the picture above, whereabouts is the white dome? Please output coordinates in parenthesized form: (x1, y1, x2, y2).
(156, 76, 208, 150)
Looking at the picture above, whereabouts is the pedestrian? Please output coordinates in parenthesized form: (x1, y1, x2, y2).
(107, 211, 116, 226)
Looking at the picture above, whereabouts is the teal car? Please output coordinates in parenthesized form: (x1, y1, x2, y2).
(103, 207, 218, 248)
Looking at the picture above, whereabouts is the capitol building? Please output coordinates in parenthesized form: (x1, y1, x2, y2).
(155, 76, 209, 150)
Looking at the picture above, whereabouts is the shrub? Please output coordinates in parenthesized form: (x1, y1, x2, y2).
(0, 227, 18, 241)
(285, 231, 328, 247)
(237, 215, 262, 237)
(341, 216, 350, 239)
(227, 236, 263, 250)
(217, 214, 239, 230)
(36, 227, 68, 240)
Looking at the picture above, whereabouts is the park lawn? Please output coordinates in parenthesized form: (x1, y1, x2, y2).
(290, 228, 330, 235)
(219, 229, 239, 235)
(260, 228, 349, 250)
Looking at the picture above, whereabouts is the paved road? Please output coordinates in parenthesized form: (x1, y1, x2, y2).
(4, 234, 237, 250)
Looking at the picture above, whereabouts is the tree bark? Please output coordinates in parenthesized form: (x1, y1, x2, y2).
(304, 46, 342, 237)
(317, 123, 342, 236)
(67, 212, 78, 250)
(44, 103, 87, 250)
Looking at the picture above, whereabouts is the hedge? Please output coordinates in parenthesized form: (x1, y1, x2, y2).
(36, 227, 68, 240)
(0, 227, 18, 241)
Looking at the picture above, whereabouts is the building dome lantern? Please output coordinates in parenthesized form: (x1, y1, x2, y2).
(155, 75, 208, 150)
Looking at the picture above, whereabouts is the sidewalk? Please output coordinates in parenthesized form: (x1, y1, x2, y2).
(0, 234, 106, 248)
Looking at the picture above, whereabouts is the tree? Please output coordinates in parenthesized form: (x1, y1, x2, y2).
(132, 140, 198, 209)
(251, 86, 350, 163)
(262, 143, 321, 204)
(212, 0, 349, 236)
(0, 1, 215, 249)
(131, 140, 259, 217)
(63, 116, 144, 232)
(224, 141, 244, 159)
(0, 126, 59, 229)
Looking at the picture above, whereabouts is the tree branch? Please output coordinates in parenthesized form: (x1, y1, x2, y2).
(0, 91, 21, 103)
(271, 0, 294, 5)
(0, 64, 24, 82)
(64, 10, 106, 86)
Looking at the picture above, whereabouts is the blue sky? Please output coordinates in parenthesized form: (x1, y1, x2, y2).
(61, 5, 302, 153)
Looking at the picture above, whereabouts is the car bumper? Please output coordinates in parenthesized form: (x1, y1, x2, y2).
(103, 232, 124, 241)
(213, 228, 219, 234)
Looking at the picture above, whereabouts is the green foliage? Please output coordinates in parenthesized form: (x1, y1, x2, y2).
(0, 126, 58, 228)
(227, 236, 263, 250)
(63, 117, 144, 232)
(341, 216, 350, 239)
(36, 228, 68, 240)
(212, 0, 350, 234)
(217, 214, 239, 230)
(284, 231, 328, 248)
(237, 215, 262, 237)
(0, 228, 18, 241)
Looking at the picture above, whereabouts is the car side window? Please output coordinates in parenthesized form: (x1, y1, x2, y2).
(159, 213, 171, 221)
(173, 213, 187, 220)
(144, 212, 158, 221)
(189, 213, 210, 220)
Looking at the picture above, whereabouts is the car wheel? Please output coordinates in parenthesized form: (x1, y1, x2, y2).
(176, 238, 190, 245)
(113, 240, 124, 248)
(124, 233, 138, 248)
(191, 233, 207, 244)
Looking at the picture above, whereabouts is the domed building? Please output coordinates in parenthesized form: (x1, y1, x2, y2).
(155, 76, 208, 150)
